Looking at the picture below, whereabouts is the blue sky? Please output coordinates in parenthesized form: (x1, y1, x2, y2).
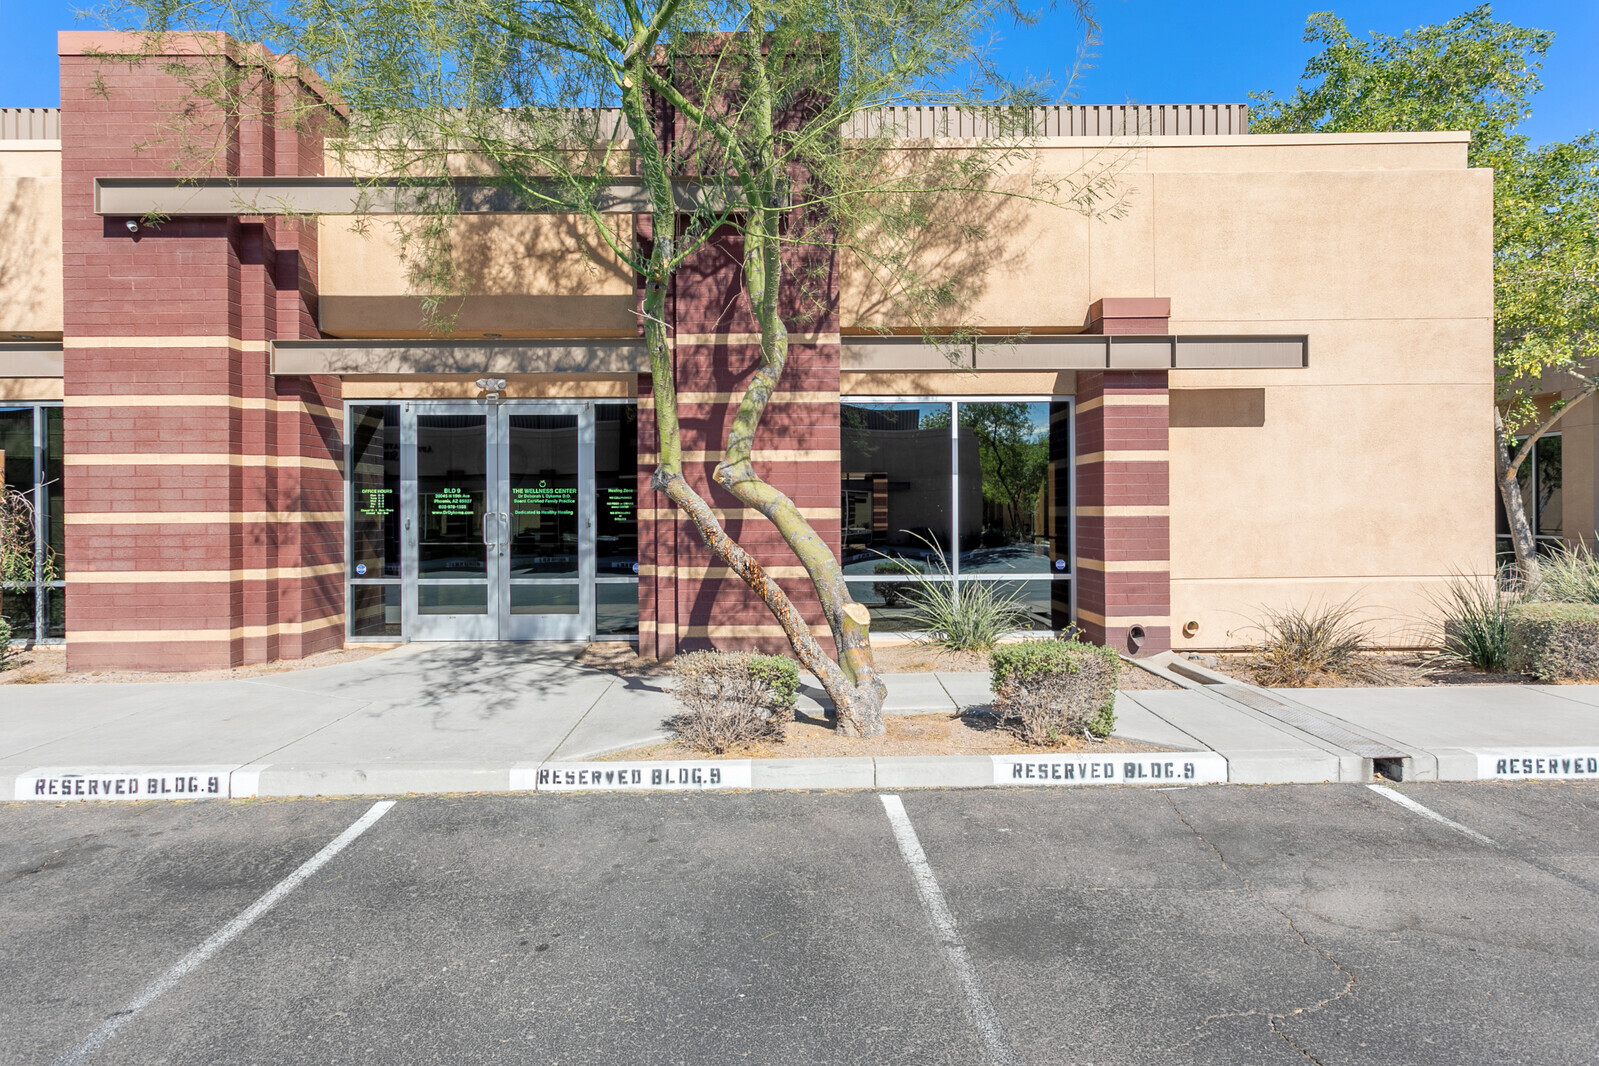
(1, 1, 1593, 146)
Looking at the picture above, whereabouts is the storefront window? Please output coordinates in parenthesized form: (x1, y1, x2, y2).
(595, 403, 639, 636)
(842, 402, 953, 572)
(348, 404, 401, 638)
(840, 398, 1073, 634)
(1495, 432, 1563, 560)
(957, 401, 1072, 575)
(596, 403, 639, 577)
(0, 405, 61, 644)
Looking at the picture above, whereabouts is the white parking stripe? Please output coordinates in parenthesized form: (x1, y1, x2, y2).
(1366, 785, 1497, 847)
(879, 795, 1022, 1066)
(53, 800, 396, 1065)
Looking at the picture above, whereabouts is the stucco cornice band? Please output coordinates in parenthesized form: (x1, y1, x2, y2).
(272, 339, 648, 375)
(94, 176, 743, 217)
(0, 343, 65, 377)
(67, 394, 340, 420)
(65, 510, 343, 525)
(1075, 451, 1169, 466)
(66, 336, 272, 352)
(67, 563, 344, 583)
(1075, 609, 1173, 626)
(68, 615, 344, 643)
(64, 453, 341, 470)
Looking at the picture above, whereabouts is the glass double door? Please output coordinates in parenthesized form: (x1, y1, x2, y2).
(401, 401, 593, 640)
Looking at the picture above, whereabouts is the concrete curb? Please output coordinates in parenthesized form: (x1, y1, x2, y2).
(750, 758, 875, 790)
(8, 746, 1599, 801)
(875, 756, 994, 789)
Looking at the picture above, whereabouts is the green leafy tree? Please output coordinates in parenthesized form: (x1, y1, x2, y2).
(1, 481, 50, 653)
(109, 0, 1120, 735)
(1252, 5, 1599, 579)
(960, 402, 1048, 536)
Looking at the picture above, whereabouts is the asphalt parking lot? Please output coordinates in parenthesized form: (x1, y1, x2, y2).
(4, 783, 1597, 1066)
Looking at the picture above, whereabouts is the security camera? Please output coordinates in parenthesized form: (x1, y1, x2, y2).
(124, 219, 139, 233)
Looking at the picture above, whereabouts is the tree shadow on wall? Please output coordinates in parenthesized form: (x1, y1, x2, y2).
(0, 178, 56, 336)
(837, 144, 1133, 341)
(320, 209, 637, 355)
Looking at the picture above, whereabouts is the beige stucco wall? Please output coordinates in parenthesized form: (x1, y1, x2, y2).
(318, 213, 636, 338)
(837, 132, 1494, 647)
(1160, 148, 1494, 650)
(0, 142, 63, 337)
(843, 131, 1493, 648)
(0, 126, 1496, 649)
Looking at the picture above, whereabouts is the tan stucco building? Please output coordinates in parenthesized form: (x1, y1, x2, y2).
(0, 41, 1496, 666)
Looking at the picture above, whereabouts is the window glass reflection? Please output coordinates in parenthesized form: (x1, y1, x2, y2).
(841, 403, 953, 573)
(1536, 434, 1562, 538)
(417, 413, 488, 578)
(597, 581, 639, 635)
(507, 413, 579, 577)
(46, 407, 64, 567)
(596, 404, 638, 577)
(958, 402, 1055, 575)
(349, 405, 400, 578)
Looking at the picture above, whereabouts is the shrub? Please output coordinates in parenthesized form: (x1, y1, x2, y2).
(1506, 602, 1599, 681)
(1531, 544, 1599, 604)
(0, 616, 12, 671)
(1427, 574, 1512, 673)
(873, 558, 927, 608)
(990, 638, 1122, 743)
(1247, 599, 1386, 687)
(669, 651, 798, 752)
(906, 580, 1029, 652)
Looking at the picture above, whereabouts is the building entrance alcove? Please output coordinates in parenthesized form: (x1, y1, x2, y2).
(347, 400, 639, 643)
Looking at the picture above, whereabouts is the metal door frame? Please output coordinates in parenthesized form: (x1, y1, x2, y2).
(401, 401, 499, 641)
(400, 399, 594, 641)
(496, 400, 594, 641)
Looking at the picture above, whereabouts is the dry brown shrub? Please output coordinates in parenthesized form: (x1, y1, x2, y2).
(668, 651, 796, 753)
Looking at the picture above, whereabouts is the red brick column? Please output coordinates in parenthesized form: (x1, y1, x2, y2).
(1075, 298, 1172, 655)
(58, 32, 342, 670)
(637, 228, 841, 659)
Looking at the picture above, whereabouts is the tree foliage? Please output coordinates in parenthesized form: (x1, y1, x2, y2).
(1252, 6, 1599, 572)
(0, 486, 50, 595)
(108, 0, 1118, 735)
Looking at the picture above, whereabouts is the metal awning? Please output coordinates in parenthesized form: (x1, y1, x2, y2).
(842, 334, 1308, 371)
(271, 339, 648, 375)
(95, 176, 750, 217)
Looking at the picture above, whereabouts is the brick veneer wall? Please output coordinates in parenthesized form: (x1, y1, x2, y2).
(637, 227, 841, 659)
(58, 32, 343, 670)
(1075, 300, 1173, 654)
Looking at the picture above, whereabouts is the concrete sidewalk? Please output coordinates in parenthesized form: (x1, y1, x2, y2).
(5, 643, 1599, 797)
(1, 643, 672, 798)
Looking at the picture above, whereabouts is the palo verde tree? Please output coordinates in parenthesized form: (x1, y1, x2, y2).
(113, 0, 1122, 735)
(1252, 6, 1599, 579)
(0, 479, 50, 651)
